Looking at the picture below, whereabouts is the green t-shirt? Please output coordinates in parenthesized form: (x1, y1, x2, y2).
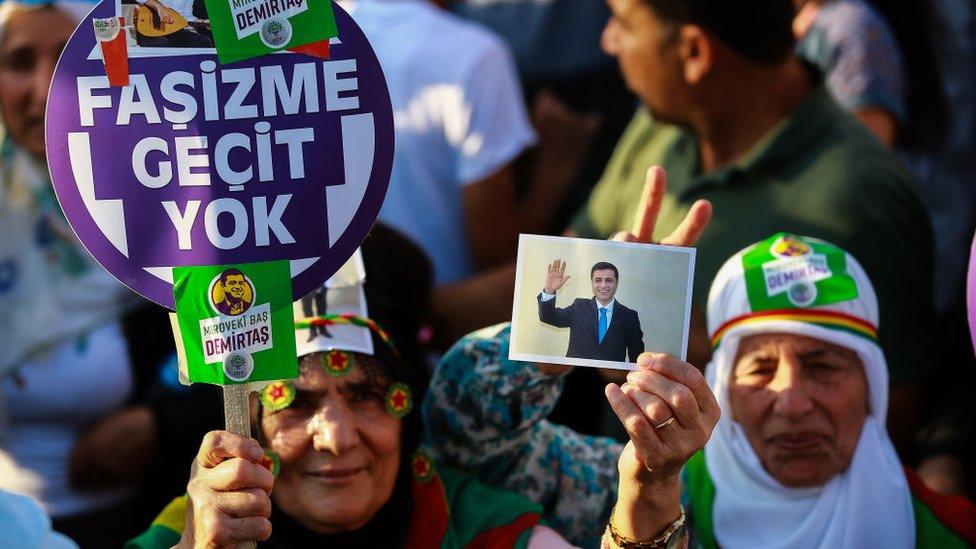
(571, 88, 934, 384)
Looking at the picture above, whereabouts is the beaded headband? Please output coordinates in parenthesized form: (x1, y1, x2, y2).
(710, 308, 878, 350)
(294, 313, 399, 357)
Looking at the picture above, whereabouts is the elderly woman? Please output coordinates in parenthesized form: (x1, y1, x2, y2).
(425, 233, 976, 548)
(126, 231, 575, 547)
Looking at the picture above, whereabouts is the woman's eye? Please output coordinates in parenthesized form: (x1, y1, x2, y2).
(744, 360, 777, 376)
(351, 390, 384, 404)
(808, 362, 843, 374)
(276, 398, 315, 414)
(1, 51, 34, 72)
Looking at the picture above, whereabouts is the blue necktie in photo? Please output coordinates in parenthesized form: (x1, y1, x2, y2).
(598, 307, 608, 343)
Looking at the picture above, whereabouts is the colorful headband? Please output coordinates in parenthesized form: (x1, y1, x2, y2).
(294, 314, 399, 356)
(710, 308, 878, 350)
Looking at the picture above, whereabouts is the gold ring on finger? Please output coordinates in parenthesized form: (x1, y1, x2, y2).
(655, 417, 675, 430)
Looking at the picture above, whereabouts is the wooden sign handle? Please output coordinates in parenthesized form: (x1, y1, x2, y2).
(223, 384, 258, 549)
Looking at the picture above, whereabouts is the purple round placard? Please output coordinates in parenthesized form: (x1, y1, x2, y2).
(46, 1, 393, 309)
(968, 232, 976, 355)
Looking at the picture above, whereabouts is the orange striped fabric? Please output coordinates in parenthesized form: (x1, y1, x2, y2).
(711, 308, 878, 350)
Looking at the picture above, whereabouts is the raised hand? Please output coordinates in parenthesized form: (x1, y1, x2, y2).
(612, 165, 713, 247)
(177, 431, 275, 548)
(544, 259, 571, 294)
(604, 352, 720, 542)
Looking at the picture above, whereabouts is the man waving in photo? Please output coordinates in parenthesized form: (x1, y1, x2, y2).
(538, 259, 644, 362)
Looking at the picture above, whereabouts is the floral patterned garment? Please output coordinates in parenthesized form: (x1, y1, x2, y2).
(422, 323, 622, 547)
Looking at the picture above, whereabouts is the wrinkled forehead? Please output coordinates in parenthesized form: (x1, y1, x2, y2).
(295, 352, 393, 390)
(734, 332, 861, 364)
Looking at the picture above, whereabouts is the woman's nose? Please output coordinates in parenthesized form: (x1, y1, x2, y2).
(769, 359, 814, 417)
(307, 401, 360, 455)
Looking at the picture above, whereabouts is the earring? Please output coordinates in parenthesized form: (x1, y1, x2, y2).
(385, 382, 412, 418)
(258, 448, 281, 477)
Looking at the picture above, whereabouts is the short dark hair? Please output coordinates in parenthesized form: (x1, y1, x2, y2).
(591, 262, 619, 280)
(642, 0, 796, 64)
(219, 268, 245, 285)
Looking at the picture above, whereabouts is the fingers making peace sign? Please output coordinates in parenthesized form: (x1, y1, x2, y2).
(612, 165, 713, 247)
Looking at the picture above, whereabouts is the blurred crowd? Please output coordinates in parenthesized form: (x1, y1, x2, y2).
(0, 0, 974, 547)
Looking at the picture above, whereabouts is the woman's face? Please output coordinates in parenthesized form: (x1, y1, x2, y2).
(0, 7, 75, 160)
(259, 353, 402, 534)
(729, 333, 868, 487)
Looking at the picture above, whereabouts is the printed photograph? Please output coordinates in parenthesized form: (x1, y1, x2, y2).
(293, 251, 372, 355)
(509, 234, 695, 370)
(119, 0, 215, 49)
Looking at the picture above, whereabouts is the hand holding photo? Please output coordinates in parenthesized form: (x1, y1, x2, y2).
(510, 235, 695, 370)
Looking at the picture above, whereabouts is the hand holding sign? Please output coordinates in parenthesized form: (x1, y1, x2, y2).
(46, 7, 394, 532)
(178, 432, 274, 548)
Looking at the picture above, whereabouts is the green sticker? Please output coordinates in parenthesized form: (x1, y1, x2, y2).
(173, 260, 298, 385)
(741, 233, 858, 311)
(259, 449, 281, 476)
(204, 0, 338, 64)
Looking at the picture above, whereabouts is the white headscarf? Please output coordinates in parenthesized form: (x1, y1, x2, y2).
(703, 233, 914, 549)
(0, 1, 134, 377)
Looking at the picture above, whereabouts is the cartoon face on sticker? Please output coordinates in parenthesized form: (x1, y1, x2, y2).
(260, 17, 293, 49)
(209, 269, 255, 317)
(771, 235, 812, 258)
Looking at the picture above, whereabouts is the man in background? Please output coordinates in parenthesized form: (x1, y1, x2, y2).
(568, 0, 933, 452)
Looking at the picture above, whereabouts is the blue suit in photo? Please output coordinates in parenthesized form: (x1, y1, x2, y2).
(537, 294, 644, 363)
